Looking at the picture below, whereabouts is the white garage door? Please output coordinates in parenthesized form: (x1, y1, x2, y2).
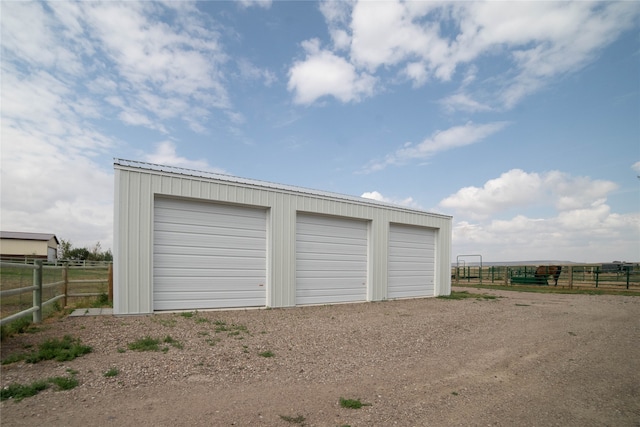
(296, 214, 368, 305)
(153, 197, 267, 310)
(388, 224, 435, 299)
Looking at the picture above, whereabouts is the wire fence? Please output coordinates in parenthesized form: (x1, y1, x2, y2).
(451, 264, 640, 290)
(0, 261, 112, 326)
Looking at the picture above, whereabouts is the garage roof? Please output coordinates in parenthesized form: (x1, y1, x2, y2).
(0, 231, 59, 244)
(114, 158, 452, 219)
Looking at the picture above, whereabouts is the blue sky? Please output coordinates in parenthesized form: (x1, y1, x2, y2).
(1, 0, 639, 263)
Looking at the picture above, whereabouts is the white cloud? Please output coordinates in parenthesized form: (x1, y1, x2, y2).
(304, 1, 639, 110)
(363, 121, 507, 173)
(0, 2, 241, 251)
(288, 39, 376, 105)
(439, 169, 619, 219)
(361, 191, 420, 209)
(443, 170, 638, 263)
(440, 93, 493, 113)
(237, 0, 272, 9)
(236, 58, 277, 86)
(632, 161, 640, 174)
(144, 141, 226, 174)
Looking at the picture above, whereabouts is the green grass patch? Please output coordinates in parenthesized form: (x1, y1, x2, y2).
(279, 414, 306, 424)
(2, 335, 92, 365)
(163, 335, 183, 349)
(128, 336, 160, 352)
(49, 376, 78, 390)
(1, 374, 79, 402)
(0, 317, 33, 342)
(258, 350, 274, 358)
(152, 316, 177, 327)
(90, 293, 111, 308)
(438, 291, 498, 300)
(128, 336, 182, 352)
(1, 380, 49, 402)
(25, 335, 92, 363)
(180, 311, 195, 318)
(104, 367, 119, 377)
(339, 397, 371, 409)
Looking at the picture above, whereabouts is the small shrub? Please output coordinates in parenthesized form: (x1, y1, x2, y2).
(25, 335, 92, 363)
(1, 381, 48, 401)
(91, 293, 110, 308)
(2, 353, 26, 365)
(104, 367, 119, 377)
(0, 317, 33, 341)
(279, 414, 306, 424)
(258, 350, 274, 358)
(128, 336, 160, 352)
(49, 376, 78, 391)
(339, 397, 371, 409)
(163, 336, 183, 349)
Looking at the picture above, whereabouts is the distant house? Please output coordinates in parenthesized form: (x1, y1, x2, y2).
(0, 232, 59, 262)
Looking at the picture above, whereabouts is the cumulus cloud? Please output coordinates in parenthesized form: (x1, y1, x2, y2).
(288, 39, 376, 104)
(362, 121, 507, 173)
(361, 191, 421, 209)
(442, 169, 638, 263)
(439, 169, 619, 219)
(296, 0, 639, 110)
(0, 2, 238, 250)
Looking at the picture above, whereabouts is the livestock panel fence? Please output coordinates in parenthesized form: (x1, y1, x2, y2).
(452, 263, 640, 290)
(0, 260, 112, 326)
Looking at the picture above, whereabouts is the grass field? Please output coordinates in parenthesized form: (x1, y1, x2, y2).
(0, 263, 110, 320)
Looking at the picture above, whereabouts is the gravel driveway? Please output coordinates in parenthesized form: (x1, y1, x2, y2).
(2, 287, 639, 426)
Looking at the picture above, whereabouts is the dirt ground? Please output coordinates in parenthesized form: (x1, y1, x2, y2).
(1, 287, 639, 427)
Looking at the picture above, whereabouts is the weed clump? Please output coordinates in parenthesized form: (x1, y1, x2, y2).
(2, 335, 92, 365)
(339, 397, 371, 409)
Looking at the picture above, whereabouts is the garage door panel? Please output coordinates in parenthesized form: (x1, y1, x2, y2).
(388, 224, 435, 299)
(155, 223, 264, 240)
(153, 198, 266, 310)
(155, 254, 265, 269)
(296, 214, 368, 305)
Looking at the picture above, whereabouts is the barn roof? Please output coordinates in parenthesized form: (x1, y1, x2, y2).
(0, 231, 59, 244)
(113, 158, 452, 219)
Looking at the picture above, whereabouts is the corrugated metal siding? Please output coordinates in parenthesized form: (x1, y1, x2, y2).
(295, 214, 368, 305)
(114, 161, 452, 314)
(388, 224, 435, 299)
(153, 197, 266, 310)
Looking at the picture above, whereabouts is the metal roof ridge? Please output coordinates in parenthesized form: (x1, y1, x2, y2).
(113, 158, 452, 218)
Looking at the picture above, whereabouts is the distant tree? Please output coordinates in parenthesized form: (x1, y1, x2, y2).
(59, 239, 72, 260)
(58, 239, 112, 261)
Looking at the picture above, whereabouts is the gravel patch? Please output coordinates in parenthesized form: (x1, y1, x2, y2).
(2, 288, 639, 426)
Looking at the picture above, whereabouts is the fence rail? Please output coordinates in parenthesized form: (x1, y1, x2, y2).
(451, 264, 640, 290)
(0, 261, 113, 326)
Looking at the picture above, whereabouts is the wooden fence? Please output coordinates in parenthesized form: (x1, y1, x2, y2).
(451, 264, 639, 290)
(0, 261, 113, 326)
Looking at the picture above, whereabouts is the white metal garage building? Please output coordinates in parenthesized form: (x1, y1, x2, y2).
(113, 159, 452, 315)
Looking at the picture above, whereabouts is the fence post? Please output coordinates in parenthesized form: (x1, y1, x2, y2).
(62, 265, 68, 307)
(568, 265, 573, 290)
(33, 260, 43, 323)
(108, 263, 114, 302)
